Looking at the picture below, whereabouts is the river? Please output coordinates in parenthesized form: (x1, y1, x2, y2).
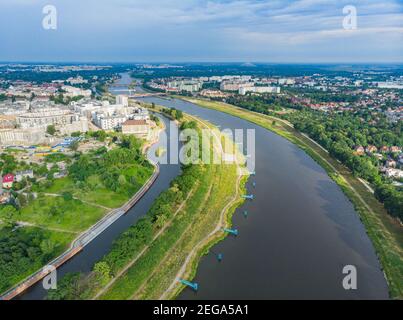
(136, 95, 389, 300)
(20, 73, 389, 300)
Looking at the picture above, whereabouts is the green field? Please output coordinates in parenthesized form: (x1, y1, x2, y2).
(19, 196, 107, 233)
(180, 97, 403, 299)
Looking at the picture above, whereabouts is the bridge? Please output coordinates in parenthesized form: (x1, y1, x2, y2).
(129, 92, 166, 98)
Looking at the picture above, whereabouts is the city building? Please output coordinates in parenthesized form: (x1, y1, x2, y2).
(116, 95, 129, 107)
(15, 170, 34, 182)
(16, 109, 79, 129)
(239, 86, 281, 95)
(121, 119, 151, 139)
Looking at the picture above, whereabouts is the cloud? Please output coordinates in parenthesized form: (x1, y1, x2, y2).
(0, 0, 402, 62)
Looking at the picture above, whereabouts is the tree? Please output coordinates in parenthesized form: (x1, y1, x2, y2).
(0, 205, 18, 227)
(40, 239, 56, 256)
(93, 262, 112, 286)
(17, 194, 28, 207)
(69, 140, 79, 152)
(62, 192, 73, 201)
(47, 125, 56, 136)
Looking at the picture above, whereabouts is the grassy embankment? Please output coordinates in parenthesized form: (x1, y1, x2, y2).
(97, 112, 247, 300)
(179, 97, 403, 299)
(0, 139, 154, 295)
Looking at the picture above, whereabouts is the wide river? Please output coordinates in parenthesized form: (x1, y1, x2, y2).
(20, 74, 389, 299)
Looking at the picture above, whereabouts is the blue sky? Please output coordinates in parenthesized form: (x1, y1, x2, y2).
(1, 0, 402, 62)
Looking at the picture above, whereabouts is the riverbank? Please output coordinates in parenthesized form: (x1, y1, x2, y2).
(90, 109, 248, 300)
(177, 97, 403, 299)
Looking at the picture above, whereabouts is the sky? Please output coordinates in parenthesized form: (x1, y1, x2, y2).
(0, 0, 402, 63)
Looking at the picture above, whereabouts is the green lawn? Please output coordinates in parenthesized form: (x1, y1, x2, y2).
(19, 196, 107, 232)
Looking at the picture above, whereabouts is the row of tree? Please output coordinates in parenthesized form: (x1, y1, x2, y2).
(283, 110, 402, 220)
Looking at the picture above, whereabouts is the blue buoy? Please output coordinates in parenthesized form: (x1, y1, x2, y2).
(242, 194, 254, 200)
(179, 279, 198, 291)
(223, 228, 239, 236)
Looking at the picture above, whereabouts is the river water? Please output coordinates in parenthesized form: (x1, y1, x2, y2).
(20, 73, 389, 300)
(136, 96, 389, 300)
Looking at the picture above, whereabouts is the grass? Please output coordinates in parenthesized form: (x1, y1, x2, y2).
(97, 114, 247, 300)
(19, 196, 107, 233)
(179, 96, 403, 299)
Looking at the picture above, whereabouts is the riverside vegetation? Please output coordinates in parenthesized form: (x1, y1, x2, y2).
(47, 108, 247, 300)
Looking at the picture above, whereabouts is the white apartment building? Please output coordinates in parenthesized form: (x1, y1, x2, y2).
(61, 85, 92, 97)
(239, 86, 281, 95)
(220, 81, 254, 92)
(116, 95, 129, 107)
(93, 113, 127, 130)
(278, 78, 296, 85)
(17, 109, 79, 129)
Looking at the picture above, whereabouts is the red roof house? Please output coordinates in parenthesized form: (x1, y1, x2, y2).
(2, 174, 14, 189)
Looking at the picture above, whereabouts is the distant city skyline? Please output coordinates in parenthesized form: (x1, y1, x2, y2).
(1, 0, 402, 63)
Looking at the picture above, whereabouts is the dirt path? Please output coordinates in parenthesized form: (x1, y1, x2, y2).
(131, 184, 214, 300)
(42, 193, 112, 210)
(92, 187, 196, 300)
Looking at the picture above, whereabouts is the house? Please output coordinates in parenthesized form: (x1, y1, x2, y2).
(2, 174, 14, 189)
(15, 170, 34, 182)
(390, 146, 402, 154)
(354, 146, 365, 156)
(385, 168, 403, 179)
(54, 171, 68, 179)
(380, 146, 390, 153)
(121, 120, 150, 139)
(366, 145, 378, 154)
(386, 159, 397, 168)
(0, 191, 11, 204)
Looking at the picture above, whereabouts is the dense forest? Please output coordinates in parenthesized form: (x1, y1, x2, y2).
(0, 227, 62, 293)
(225, 94, 302, 113)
